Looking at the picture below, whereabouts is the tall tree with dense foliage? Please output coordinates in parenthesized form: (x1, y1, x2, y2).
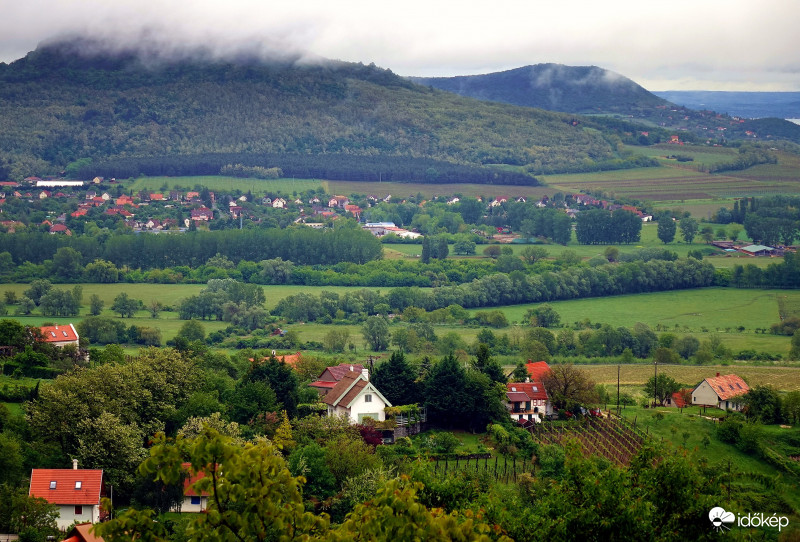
(361, 316, 390, 351)
(372, 350, 421, 406)
(542, 364, 598, 411)
(657, 218, 677, 244)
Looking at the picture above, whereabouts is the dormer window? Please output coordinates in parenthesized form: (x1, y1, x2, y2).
(75, 481, 82, 489)
(511, 387, 517, 392)
(50, 481, 57, 489)
(532, 386, 538, 392)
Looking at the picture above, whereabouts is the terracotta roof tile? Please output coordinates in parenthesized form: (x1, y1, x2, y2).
(39, 324, 79, 343)
(506, 381, 548, 401)
(525, 361, 552, 382)
(705, 374, 749, 400)
(322, 371, 365, 407)
(30, 469, 103, 505)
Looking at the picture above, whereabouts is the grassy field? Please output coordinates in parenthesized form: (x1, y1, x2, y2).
(617, 405, 800, 508)
(1, 283, 795, 356)
(383, 221, 770, 266)
(128, 175, 555, 201)
(498, 288, 789, 330)
(541, 145, 800, 207)
(129, 176, 324, 196)
(583, 364, 800, 393)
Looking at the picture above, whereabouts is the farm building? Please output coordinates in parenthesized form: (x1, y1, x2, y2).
(739, 244, 775, 257)
(691, 373, 749, 411)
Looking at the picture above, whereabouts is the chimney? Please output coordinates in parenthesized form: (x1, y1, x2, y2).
(525, 377, 530, 383)
(72, 459, 78, 470)
(362, 368, 369, 381)
(350, 365, 354, 372)
(716, 372, 720, 377)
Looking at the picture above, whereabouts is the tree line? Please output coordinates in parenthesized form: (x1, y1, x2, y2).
(274, 258, 717, 320)
(0, 226, 382, 269)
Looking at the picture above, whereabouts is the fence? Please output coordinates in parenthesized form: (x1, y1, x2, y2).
(431, 454, 532, 483)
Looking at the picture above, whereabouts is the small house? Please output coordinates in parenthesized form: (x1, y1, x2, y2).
(691, 373, 749, 411)
(505, 380, 551, 423)
(29, 461, 104, 530)
(173, 463, 210, 513)
(321, 369, 391, 424)
(39, 324, 80, 348)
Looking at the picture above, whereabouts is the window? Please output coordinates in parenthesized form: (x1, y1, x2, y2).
(75, 481, 82, 489)
(74, 505, 83, 515)
(364, 394, 372, 403)
(49, 481, 57, 489)
(191, 496, 201, 506)
(532, 386, 538, 392)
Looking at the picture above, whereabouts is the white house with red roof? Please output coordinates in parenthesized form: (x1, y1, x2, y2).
(691, 373, 750, 411)
(322, 369, 392, 424)
(40, 324, 79, 348)
(506, 380, 551, 423)
(310, 363, 365, 397)
(172, 463, 210, 513)
(29, 460, 104, 530)
(505, 361, 553, 423)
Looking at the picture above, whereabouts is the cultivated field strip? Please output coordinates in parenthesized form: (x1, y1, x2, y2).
(581, 364, 800, 392)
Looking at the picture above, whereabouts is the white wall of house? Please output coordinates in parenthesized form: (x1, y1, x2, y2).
(692, 380, 721, 407)
(327, 386, 388, 424)
(178, 495, 208, 513)
(347, 389, 387, 423)
(55, 504, 99, 530)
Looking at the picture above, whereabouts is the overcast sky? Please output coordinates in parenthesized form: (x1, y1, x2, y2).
(1, 0, 798, 91)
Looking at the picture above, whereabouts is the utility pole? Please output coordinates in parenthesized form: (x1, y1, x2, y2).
(653, 360, 658, 407)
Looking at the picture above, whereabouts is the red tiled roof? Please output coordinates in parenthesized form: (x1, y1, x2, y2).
(322, 371, 367, 407)
(507, 391, 530, 402)
(321, 363, 365, 382)
(525, 361, 551, 382)
(181, 463, 210, 497)
(704, 374, 749, 401)
(40, 324, 79, 343)
(62, 523, 104, 542)
(310, 381, 338, 389)
(30, 469, 103, 505)
(671, 391, 688, 408)
(506, 381, 548, 402)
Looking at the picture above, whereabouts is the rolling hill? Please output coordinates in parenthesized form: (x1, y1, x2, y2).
(0, 39, 663, 183)
(411, 65, 800, 144)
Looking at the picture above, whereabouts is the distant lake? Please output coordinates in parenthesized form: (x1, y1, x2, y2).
(653, 91, 800, 120)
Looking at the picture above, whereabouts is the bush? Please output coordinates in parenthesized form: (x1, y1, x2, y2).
(432, 432, 461, 454)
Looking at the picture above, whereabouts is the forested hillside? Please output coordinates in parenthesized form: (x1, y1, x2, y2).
(412, 64, 800, 144)
(0, 39, 658, 182)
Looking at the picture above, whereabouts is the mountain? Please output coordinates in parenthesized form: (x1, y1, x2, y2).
(0, 39, 663, 183)
(411, 64, 669, 115)
(653, 91, 800, 120)
(411, 65, 800, 144)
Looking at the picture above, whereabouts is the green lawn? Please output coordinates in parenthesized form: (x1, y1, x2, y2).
(495, 288, 789, 331)
(129, 176, 323, 196)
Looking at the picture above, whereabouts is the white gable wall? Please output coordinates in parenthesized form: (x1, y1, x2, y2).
(55, 503, 100, 530)
(692, 380, 721, 407)
(347, 387, 387, 423)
